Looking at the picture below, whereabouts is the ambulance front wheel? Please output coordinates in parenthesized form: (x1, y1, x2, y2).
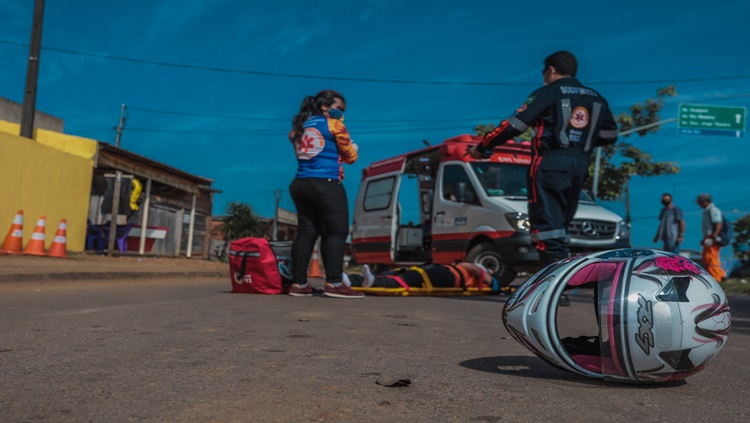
(466, 243, 517, 285)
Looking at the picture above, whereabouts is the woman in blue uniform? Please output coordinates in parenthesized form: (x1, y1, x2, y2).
(287, 90, 363, 298)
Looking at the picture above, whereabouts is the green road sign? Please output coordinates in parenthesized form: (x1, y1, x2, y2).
(679, 103, 746, 137)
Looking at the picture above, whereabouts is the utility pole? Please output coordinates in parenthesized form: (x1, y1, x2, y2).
(108, 103, 126, 255)
(19, 0, 45, 139)
(273, 189, 281, 241)
(625, 180, 631, 229)
(107, 172, 122, 256)
(115, 104, 127, 148)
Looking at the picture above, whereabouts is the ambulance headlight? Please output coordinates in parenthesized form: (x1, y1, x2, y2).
(505, 213, 530, 233)
(616, 220, 629, 239)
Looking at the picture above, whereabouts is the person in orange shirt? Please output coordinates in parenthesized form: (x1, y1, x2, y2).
(697, 193, 727, 282)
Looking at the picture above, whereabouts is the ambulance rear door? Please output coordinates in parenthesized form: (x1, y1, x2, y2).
(351, 157, 405, 265)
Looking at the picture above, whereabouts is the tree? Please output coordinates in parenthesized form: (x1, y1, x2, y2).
(732, 214, 750, 261)
(218, 201, 264, 260)
(473, 123, 494, 138)
(585, 86, 680, 201)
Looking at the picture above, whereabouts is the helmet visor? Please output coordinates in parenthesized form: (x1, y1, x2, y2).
(559, 260, 630, 380)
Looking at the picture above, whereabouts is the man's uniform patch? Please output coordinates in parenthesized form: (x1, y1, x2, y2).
(570, 106, 589, 129)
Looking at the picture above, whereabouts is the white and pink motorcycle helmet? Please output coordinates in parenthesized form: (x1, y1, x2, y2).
(502, 249, 731, 383)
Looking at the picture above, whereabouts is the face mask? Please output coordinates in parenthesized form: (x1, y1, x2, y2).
(662, 200, 671, 206)
(328, 108, 344, 120)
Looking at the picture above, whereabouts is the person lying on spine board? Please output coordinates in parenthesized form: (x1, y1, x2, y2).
(343, 262, 506, 292)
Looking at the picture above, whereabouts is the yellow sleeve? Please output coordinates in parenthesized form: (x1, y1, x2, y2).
(328, 118, 358, 164)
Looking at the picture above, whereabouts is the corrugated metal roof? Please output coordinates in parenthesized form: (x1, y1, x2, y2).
(98, 142, 214, 185)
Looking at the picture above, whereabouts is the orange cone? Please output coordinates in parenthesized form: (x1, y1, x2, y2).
(48, 218, 68, 258)
(307, 248, 325, 278)
(24, 215, 47, 256)
(1, 210, 24, 255)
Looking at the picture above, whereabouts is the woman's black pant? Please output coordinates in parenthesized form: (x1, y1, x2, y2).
(289, 177, 349, 285)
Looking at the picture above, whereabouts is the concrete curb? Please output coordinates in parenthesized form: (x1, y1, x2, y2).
(0, 271, 226, 283)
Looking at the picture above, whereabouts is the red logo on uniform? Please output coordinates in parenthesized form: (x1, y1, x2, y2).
(299, 133, 316, 153)
(296, 128, 324, 160)
(570, 107, 589, 129)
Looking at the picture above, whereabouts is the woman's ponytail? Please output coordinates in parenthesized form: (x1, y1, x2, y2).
(290, 90, 345, 143)
(291, 96, 315, 143)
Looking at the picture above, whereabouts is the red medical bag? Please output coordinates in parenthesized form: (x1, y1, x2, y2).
(228, 238, 285, 294)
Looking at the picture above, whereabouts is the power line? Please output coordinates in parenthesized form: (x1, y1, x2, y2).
(129, 106, 497, 124)
(129, 92, 750, 125)
(129, 107, 288, 122)
(692, 93, 750, 103)
(125, 123, 476, 135)
(3, 38, 750, 86)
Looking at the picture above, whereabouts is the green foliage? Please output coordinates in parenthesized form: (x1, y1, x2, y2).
(474, 123, 495, 137)
(585, 86, 680, 201)
(732, 214, 750, 260)
(218, 201, 264, 260)
(616, 86, 678, 136)
(585, 141, 681, 201)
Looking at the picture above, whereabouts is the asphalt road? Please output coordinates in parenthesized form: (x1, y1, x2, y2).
(1, 278, 748, 423)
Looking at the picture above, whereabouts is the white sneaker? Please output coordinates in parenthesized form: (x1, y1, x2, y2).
(342, 272, 351, 287)
(363, 264, 375, 288)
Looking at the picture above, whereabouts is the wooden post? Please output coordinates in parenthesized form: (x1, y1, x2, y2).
(174, 209, 184, 256)
(107, 171, 122, 255)
(138, 178, 152, 255)
(186, 194, 197, 258)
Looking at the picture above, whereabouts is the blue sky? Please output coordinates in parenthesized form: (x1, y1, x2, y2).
(1, 0, 749, 255)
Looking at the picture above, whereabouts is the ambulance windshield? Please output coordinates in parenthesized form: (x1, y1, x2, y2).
(471, 163, 528, 198)
(471, 162, 596, 202)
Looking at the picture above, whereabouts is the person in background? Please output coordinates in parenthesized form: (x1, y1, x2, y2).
(697, 193, 726, 282)
(653, 193, 685, 253)
(287, 90, 363, 298)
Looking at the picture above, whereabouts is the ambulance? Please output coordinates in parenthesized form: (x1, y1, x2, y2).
(350, 134, 630, 284)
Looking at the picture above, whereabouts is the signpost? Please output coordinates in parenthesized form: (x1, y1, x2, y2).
(678, 103, 746, 138)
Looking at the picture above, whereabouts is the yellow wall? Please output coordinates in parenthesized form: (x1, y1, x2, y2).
(0, 120, 97, 160)
(0, 122, 96, 252)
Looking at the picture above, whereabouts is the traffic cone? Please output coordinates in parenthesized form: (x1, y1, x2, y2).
(1, 210, 24, 255)
(48, 218, 68, 258)
(307, 248, 325, 278)
(24, 215, 47, 256)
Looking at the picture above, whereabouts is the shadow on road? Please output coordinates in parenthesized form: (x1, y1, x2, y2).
(460, 355, 594, 383)
(727, 295, 750, 334)
(459, 355, 686, 388)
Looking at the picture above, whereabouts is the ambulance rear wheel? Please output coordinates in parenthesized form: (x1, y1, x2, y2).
(466, 243, 517, 285)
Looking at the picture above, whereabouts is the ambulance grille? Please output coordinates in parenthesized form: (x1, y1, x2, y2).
(569, 220, 617, 240)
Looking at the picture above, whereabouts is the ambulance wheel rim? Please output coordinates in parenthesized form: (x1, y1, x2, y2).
(474, 251, 505, 274)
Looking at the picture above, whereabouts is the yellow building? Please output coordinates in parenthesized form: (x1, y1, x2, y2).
(1, 97, 218, 257)
(0, 120, 97, 252)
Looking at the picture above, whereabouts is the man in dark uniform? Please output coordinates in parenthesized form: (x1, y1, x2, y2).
(469, 51, 619, 265)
